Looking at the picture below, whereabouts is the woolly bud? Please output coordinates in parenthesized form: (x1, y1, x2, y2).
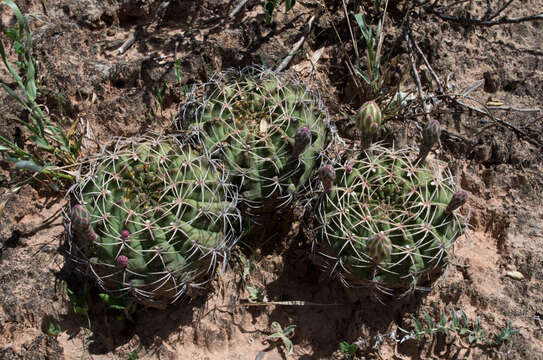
(445, 190, 467, 213)
(121, 230, 130, 238)
(366, 232, 392, 264)
(293, 126, 312, 156)
(319, 165, 336, 193)
(71, 204, 91, 231)
(356, 101, 382, 136)
(422, 119, 441, 147)
(116, 255, 129, 268)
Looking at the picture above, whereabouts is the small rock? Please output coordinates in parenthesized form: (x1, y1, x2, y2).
(506, 271, 524, 280)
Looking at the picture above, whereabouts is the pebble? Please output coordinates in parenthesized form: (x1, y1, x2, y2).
(505, 271, 524, 280)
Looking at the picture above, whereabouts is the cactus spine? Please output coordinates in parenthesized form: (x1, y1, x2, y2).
(316, 143, 466, 297)
(68, 135, 241, 308)
(178, 67, 329, 221)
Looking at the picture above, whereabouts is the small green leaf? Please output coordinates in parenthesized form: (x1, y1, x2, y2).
(339, 341, 357, 356)
(11, 159, 43, 172)
(424, 312, 435, 329)
(6, 28, 18, 40)
(440, 312, 447, 327)
(13, 41, 24, 55)
(413, 318, 422, 334)
(452, 310, 460, 328)
(283, 324, 296, 335)
(47, 322, 61, 337)
(33, 136, 54, 151)
(285, 0, 296, 11)
(461, 310, 468, 327)
(264, 1, 278, 24)
(469, 332, 476, 344)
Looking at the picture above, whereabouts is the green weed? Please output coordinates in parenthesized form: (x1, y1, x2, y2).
(66, 283, 91, 330)
(339, 340, 357, 357)
(247, 286, 268, 302)
(99, 293, 138, 321)
(153, 81, 167, 114)
(265, 0, 296, 24)
(0, 0, 81, 189)
(47, 322, 61, 338)
(353, 13, 383, 97)
(268, 321, 296, 355)
(399, 308, 519, 348)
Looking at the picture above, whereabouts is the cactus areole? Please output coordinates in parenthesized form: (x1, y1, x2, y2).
(316, 143, 467, 296)
(178, 67, 329, 220)
(67, 135, 241, 308)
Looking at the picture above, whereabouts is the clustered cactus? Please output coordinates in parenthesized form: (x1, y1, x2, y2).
(67, 68, 467, 307)
(68, 135, 241, 308)
(316, 143, 466, 297)
(177, 68, 329, 221)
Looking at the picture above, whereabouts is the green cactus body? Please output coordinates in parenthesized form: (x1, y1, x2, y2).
(68, 135, 241, 308)
(317, 144, 466, 296)
(178, 68, 329, 220)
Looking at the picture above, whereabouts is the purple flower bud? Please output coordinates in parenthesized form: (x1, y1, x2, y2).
(345, 164, 353, 173)
(422, 119, 441, 147)
(319, 165, 336, 193)
(445, 190, 468, 213)
(357, 101, 382, 136)
(121, 230, 130, 238)
(71, 204, 91, 230)
(83, 226, 97, 244)
(116, 255, 129, 267)
(293, 126, 312, 156)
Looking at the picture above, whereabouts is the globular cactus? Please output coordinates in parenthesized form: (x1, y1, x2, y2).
(67, 135, 241, 308)
(356, 101, 382, 148)
(418, 119, 441, 162)
(316, 143, 467, 297)
(177, 67, 329, 221)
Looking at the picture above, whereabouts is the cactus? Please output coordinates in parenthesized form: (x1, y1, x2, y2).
(417, 119, 441, 162)
(67, 135, 241, 308)
(356, 101, 382, 148)
(178, 67, 329, 221)
(316, 143, 466, 297)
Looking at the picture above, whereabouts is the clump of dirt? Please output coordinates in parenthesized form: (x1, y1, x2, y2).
(0, 0, 542, 359)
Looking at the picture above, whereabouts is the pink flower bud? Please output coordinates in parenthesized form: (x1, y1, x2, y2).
(116, 255, 129, 267)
